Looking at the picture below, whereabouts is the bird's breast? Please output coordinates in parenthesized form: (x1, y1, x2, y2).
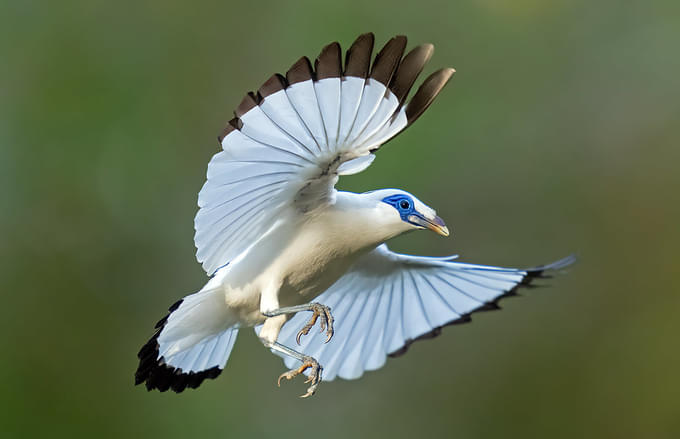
(220, 203, 385, 320)
(275, 220, 370, 306)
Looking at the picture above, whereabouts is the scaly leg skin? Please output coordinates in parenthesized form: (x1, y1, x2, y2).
(263, 340, 323, 398)
(262, 302, 334, 345)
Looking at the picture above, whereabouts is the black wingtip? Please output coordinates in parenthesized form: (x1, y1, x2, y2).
(135, 299, 224, 393)
(258, 73, 287, 99)
(315, 42, 342, 80)
(286, 56, 314, 85)
(370, 35, 408, 86)
(405, 67, 455, 124)
(387, 254, 575, 358)
(344, 33, 375, 78)
(389, 43, 435, 105)
(219, 33, 450, 150)
(524, 254, 578, 279)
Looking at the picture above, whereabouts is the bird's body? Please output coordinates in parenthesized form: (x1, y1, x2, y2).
(135, 33, 573, 396)
(246, 192, 388, 319)
(183, 190, 426, 331)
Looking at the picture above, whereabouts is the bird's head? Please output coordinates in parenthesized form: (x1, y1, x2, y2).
(362, 189, 449, 238)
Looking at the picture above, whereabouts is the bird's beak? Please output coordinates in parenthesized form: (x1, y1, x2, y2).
(408, 214, 450, 237)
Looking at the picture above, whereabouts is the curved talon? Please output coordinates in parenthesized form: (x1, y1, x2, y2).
(276, 356, 322, 398)
(300, 382, 319, 398)
(324, 307, 334, 343)
(295, 303, 334, 345)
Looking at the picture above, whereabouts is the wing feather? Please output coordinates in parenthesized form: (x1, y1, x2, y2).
(390, 44, 434, 106)
(370, 36, 407, 86)
(405, 68, 456, 124)
(359, 282, 389, 371)
(196, 34, 455, 274)
(258, 75, 322, 156)
(285, 57, 327, 153)
(270, 246, 574, 381)
(314, 42, 343, 149)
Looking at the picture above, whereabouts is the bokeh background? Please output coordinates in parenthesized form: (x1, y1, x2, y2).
(2, 0, 679, 437)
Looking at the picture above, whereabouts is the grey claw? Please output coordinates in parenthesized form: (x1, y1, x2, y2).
(276, 355, 322, 398)
(296, 303, 334, 345)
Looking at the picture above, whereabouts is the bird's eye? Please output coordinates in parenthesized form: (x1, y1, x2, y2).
(399, 200, 411, 210)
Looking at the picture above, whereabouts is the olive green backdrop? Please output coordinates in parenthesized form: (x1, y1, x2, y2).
(2, 0, 679, 437)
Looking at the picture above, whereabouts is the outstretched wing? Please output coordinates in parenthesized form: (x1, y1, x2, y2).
(195, 33, 454, 275)
(274, 245, 575, 381)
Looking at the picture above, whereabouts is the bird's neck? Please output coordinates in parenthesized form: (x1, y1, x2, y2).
(318, 192, 408, 252)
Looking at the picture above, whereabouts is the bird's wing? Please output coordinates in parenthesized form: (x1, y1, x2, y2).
(195, 33, 454, 275)
(273, 245, 575, 381)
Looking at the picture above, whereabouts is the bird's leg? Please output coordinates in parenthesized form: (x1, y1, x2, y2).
(262, 302, 334, 344)
(261, 339, 323, 398)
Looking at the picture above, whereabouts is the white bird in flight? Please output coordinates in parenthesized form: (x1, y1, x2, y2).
(135, 33, 574, 398)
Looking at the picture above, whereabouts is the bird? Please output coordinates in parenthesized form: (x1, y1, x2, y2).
(135, 32, 574, 398)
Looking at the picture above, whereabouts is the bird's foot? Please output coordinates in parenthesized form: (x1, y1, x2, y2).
(296, 302, 334, 345)
(277, 356, 322, 398)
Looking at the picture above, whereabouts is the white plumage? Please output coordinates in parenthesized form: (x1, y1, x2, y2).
(135, 33, 573, 396)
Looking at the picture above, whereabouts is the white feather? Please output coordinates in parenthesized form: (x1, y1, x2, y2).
(259, 89, 322, 157)
(344, 79, 387, 146)
(337, 76, 365, 145)
(285, 80, 327, 153)
(157, 288, 240, 373)
(314, 78, 342, 149)
(271, 244, 533, 381)
(195, 80, 409, 275)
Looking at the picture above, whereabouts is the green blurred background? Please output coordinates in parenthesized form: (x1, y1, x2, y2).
(2, 0, 679, 437)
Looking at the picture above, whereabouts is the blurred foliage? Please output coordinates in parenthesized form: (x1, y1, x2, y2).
(1, 0, 679, 437)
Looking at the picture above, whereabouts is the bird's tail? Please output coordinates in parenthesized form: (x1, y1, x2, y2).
(135, 287, 239, 392)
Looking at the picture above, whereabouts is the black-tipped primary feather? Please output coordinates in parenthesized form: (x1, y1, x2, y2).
(258, 73, 287, 99)
(344, 33, 374, 78)
(286, 56, 314, 84)
(315, 42, 342, 79)
(405, 67, 455, 124)
(388, 254, 576, 358)
(217, 117, 243, 143)
(134, 299, 223, 393)
(218, 124, 235, 143)
(370, 35, 407, 86)
(389, 43, 434, 105)
(235, 92, 258, 118)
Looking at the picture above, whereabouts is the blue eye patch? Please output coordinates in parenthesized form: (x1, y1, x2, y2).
(382, 194, 416, 221)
